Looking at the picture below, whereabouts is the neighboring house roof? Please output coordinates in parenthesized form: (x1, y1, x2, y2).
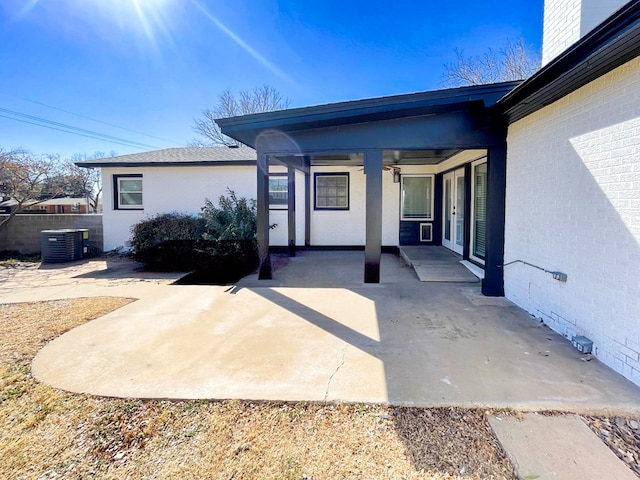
(0, 197, 96, 215)
(216, 82, 522, 147)
(0, 197, 91, 207)
(75, 146, 257, 168)
(0, 198, 18, 207)
(498, 0, 640, 122)
(36, 197, 91, 206)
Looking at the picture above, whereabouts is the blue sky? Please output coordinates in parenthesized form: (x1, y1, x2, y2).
(0, 0, 543, 158)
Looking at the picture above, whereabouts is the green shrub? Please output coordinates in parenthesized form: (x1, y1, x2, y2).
(130, 213, 205, 270)
(130, 191, 260, 281)
(197, 190, 259, 280)
(200, 190, 257, 243)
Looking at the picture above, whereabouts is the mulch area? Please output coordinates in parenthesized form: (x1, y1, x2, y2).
(584, 415, 640, 477)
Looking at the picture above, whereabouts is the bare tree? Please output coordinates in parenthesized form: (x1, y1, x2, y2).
(66, 160, 101, 213)
(70, 151, 113, 213)
(191, 85, 290, 147)
(441, 37, 541, 87)
(0, 149, 65, 232)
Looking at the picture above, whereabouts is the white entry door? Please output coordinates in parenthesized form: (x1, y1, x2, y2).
(442, 168, 465, 255)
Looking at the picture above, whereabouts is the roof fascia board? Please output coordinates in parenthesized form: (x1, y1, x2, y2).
(217, 82, 521, 133)
(75, 160, 257, 168)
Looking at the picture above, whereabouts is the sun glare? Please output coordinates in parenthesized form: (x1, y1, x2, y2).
(12, 0, 296, 84)
(109, 0, 176, 40)
(14, 0, 178, 48)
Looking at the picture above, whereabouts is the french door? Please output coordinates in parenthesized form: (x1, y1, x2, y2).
(442, 168, 465, 254)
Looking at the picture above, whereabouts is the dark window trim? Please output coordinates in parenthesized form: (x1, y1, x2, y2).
(313, 172, 350, 211)
(113, 174, 143, 211)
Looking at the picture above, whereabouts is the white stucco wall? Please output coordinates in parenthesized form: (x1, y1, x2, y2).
(102, 163, 404, 251)
(267, 169, 306, 247)
(102, 165, 297, 251)
(309, 165, 401, 246)
(542, 0, 627, 65)
(504, 56, 640, 385)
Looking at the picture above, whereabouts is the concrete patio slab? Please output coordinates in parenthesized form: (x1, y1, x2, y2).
(489, 413, 637, 480)
(19, 251, 640, 412)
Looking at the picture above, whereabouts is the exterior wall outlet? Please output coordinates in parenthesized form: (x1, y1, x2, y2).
(551, 271, 567, 282)
(572, 335, 593, 354)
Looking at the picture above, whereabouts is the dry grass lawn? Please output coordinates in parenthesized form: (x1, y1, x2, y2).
(0, 297, 520, 479)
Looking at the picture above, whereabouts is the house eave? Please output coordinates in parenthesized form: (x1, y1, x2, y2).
(498, 0, 640, 122)
(217, 82, 521, 148)
(76, 160, 257, 168)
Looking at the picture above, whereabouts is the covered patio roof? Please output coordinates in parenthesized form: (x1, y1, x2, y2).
(217, 82, 520, 294)
(218, 82, 519, 166)
(217, 81, 520, 151)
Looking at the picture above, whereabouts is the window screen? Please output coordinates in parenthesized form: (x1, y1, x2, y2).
(473, 163, 487, 259)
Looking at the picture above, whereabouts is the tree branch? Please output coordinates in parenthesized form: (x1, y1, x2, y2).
(191, 85, 290, 146)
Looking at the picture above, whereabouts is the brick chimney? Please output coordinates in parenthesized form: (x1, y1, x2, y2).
(542, 0, 628, 65)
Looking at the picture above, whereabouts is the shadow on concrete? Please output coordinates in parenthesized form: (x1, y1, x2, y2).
(234, 250, 640, 472)
(27, 251, 640, 476)
(235, 250, 640, 408)
(68, 257, 188, 281)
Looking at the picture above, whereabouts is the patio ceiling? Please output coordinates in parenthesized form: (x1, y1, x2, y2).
(271, 149, 463, 167)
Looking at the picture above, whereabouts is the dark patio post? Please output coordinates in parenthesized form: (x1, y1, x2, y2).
(364, 150, 383, 283)
(483, 139, 507, 296)
(304, 170, 311, 247)
(287, 165, 296, 257)
(257, 152, 272, 279)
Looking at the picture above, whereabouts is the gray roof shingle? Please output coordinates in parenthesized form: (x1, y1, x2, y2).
(75, 146, 257, 167)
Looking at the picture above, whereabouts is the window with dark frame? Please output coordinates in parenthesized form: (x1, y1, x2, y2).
(114, 174, 143, 210)
(472, 162, 487, 261)
(314, 173, 349, 210)
(401, 175, 434, 221)
(269, 175, 288, 209)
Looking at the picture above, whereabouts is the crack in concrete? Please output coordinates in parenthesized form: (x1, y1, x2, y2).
(324, 343, 347, 403)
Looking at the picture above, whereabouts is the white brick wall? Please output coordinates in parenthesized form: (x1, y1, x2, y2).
(542, 0, 627, 65)
(505, 56, 640, 385)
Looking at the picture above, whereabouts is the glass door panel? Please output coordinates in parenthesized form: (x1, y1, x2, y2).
(442, 168, 465, 255)
(455, 173, 465, 251)
(443, 176, 452, 243)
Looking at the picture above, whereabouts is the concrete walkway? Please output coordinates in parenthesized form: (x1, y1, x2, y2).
(489, 413, 638, 480)
(3, 251, 639, 414)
